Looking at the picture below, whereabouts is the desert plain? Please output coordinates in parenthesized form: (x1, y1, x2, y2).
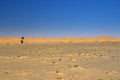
(0, 37, 120, 80)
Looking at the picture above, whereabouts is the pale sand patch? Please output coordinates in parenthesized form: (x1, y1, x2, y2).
(0, 56, 28, 59)
(70, 66, 87, 71)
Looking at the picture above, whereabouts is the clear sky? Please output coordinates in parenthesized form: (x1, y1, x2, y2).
(0, 0, 120, 38)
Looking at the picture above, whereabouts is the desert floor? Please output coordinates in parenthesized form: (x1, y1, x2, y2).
(0, 42, 120, 80)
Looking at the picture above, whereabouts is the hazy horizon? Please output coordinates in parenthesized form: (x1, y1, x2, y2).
(0, 35, 120, 38)
(0, 0, 120, 38)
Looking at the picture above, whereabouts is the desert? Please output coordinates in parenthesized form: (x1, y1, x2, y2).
(0, 37, 120, 80)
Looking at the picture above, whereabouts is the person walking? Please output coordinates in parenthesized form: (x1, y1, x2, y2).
(21, 37, 24, 44)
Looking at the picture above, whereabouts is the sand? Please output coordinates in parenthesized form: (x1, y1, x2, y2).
(0, 36, 120, 44)
(0, 37, 120, 80)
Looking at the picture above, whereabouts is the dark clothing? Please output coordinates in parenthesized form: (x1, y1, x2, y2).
(21, 40, 24, 44)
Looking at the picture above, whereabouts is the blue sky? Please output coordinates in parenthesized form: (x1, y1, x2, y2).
(0, 0, 120, 38)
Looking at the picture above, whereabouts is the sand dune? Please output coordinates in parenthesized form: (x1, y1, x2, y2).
(0, 36, 120, 44)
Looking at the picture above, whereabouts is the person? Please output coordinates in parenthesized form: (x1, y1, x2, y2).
(20, 37, 24, 44)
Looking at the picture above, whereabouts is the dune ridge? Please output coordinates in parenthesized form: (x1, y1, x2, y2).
(0, 36, 120, 44)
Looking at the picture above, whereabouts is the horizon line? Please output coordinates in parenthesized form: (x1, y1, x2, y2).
(0, 36, 120, 39)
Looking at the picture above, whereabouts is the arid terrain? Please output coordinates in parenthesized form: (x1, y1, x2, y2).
(0, 37, 120, 80)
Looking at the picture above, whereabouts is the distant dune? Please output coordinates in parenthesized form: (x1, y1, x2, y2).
(0, 36, 120, 44)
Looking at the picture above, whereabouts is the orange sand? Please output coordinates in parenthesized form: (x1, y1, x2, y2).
(0, 36, 120, 44)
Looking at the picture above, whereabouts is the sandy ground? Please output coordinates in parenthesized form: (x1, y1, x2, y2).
(0, 36, 120, 44)
(0, 42, 120, 80)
